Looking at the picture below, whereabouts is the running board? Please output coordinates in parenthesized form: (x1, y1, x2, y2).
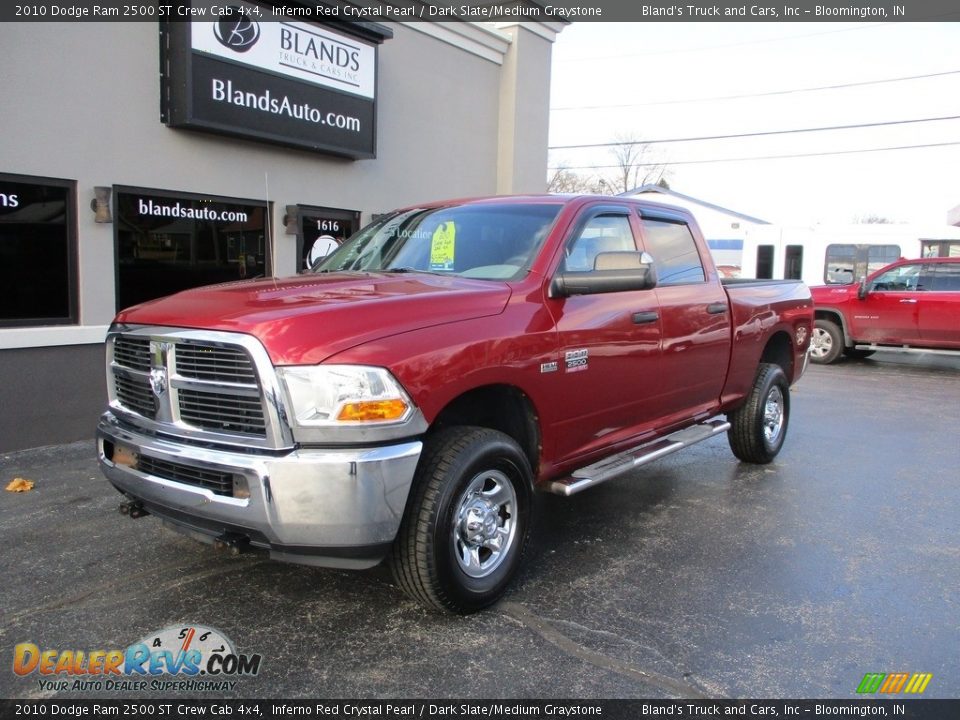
(545, 419, 731, 497)
(855, 344, 960, 358)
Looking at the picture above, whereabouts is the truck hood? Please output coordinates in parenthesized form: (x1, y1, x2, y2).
(115, 272, 512, 365)
(810, 284, 856, 303)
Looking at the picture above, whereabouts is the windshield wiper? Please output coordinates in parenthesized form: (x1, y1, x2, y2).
(384, 267, 450, 276)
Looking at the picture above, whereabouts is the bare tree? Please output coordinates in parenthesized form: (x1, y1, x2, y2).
(547, 131, 670, 195)
(853, 213, 895, 224)
(547, 166, 611, 195)
(607, 131, 668, 194)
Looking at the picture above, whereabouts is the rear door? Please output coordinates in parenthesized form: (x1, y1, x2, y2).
(919, 262, 960, 348)
(637, 210, 731, 424)
(546, 206, 664, 463)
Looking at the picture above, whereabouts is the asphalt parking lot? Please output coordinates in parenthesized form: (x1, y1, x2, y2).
(1, 352, 958, 700)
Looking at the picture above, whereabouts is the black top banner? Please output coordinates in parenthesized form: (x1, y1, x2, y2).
(4, 0, 960, 22)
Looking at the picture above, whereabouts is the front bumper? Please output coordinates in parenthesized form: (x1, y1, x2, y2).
(97, 412, 422, 569)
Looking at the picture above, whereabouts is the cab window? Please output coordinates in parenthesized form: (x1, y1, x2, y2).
(640, 218, 705, 285)
(561, 214, 636, 272)
(869, 264, 924, 292)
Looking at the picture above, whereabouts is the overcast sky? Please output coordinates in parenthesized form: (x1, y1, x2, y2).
(548, 22, 960, 227)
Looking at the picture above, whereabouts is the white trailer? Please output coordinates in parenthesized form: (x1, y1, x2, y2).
(738, 224, 960, 287)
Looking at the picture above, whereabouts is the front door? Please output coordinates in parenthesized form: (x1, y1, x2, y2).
(852, 263, 925, 344)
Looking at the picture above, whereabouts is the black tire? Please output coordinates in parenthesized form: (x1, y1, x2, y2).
(389, 426, 533, 614)
(843, 347, 876, 360)
(810, 318, 844, 364)
(727, 363, 790, 464)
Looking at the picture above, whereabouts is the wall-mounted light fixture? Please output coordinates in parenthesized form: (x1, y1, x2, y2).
(283, 205, 299, 235)
(90, 186, 112, 223)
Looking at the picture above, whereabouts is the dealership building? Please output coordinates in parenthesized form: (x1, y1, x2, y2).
(0, 8, 564, 451)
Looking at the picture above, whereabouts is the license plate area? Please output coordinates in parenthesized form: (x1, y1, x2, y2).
(108, 441, 140, 469)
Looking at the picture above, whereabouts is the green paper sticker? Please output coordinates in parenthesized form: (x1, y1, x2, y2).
(429, 222, 456, 271)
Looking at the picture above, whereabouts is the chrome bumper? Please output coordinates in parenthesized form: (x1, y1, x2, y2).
(97, 412, 422, 569)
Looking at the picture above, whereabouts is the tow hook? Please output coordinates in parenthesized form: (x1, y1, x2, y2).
(214, 533, 250, 556)
(118, 500, 149, 519)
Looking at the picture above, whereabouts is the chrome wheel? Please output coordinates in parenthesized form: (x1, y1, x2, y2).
(452, 469, 517, 579)
(763, 385, 785, 446)
(809, 327, 833, 360)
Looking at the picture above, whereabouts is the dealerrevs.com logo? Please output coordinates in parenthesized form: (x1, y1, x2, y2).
(856, 672, 933, 695)
(12, 625, 262, 693)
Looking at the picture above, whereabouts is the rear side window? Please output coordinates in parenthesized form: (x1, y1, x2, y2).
(640, 218, 705, 285)
(929, 263, 960, 291)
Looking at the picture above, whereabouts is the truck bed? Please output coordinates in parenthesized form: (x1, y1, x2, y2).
(721, 278, 807, 288)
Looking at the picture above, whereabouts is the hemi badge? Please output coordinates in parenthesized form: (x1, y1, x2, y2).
(540, 361, 559, 374)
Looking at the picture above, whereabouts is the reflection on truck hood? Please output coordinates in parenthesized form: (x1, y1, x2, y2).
(114, 272, 512, 365)
(809, 284, 855, 300)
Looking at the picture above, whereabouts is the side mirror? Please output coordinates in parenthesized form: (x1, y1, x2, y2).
(551, 251, 658, 297)
(857, 277, 868, 300)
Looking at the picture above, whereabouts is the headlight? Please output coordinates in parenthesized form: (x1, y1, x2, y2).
(277, 365, 413, 427)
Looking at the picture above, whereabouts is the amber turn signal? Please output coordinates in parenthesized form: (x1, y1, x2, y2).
(336, 399, 409, 422)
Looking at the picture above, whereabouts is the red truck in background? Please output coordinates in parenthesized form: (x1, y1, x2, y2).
(810, 257, 960, 364)
(97, 195, 812, 613)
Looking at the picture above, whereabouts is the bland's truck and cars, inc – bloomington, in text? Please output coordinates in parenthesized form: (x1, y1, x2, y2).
(97, 195, 813, 613)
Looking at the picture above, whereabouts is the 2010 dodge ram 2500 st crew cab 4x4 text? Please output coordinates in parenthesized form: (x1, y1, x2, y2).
(97, 195, 813, 613)
(810, 256, 960, 364)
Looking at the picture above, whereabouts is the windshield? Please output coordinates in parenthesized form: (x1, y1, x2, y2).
(312, 203, 562, 280)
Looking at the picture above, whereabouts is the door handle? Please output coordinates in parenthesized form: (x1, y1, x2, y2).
(632, 311, 659, 325)
(706, 302, 728, 315)
(899, 298, 918, 304)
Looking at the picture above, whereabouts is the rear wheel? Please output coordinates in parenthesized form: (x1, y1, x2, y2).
(390, 426, 533, 613)
(727, 363, 791, 464)
(810, 318, 844, 364)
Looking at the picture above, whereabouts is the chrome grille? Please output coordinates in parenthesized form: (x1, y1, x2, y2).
(110, 332, 270, 442)
(177, 389, 266, 436)
(114, 372, 156, 418)
(113, 337, 151, 372)
(137, 454, 235, 496)
(175, 344, 258, 384)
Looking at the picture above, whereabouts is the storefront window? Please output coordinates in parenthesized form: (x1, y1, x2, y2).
(296, 206, 360, 271)
(115, 188, 269, 311)
(0, 174, 76, 327)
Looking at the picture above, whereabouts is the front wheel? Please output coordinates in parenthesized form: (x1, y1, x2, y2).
(389, 426, 533, 613)
(727, 363, 791, 464)
(809, 318, 844, 364)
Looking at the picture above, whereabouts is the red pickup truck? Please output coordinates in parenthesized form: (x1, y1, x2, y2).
(97, 195, 812, 612)
(810, 257, 960, 364)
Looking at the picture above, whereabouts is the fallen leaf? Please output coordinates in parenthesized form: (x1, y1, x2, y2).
(5, 478, 35, 493)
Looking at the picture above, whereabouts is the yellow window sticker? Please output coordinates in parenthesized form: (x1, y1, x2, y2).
(430, 222, 456, 271)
